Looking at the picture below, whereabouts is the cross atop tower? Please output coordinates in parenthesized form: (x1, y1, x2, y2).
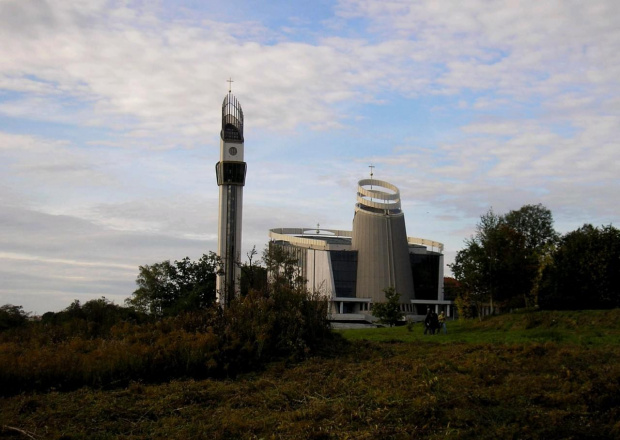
(369, 164, 375, 190)
(227, 77, 234, 93)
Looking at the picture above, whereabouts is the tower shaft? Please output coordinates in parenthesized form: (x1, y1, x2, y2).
(215, 92, 246, 307)
(351, 179, 415, 303)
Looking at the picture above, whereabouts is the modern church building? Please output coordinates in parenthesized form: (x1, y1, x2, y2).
(269, 178, 454, 321)
(212, 85, 451, 318)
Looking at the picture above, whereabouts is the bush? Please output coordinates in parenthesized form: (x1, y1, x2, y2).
(214, 285, 331, 375)
(39, 297, 149, 340)
(0, 285, 333, 395)
(372, 287, 404, 327)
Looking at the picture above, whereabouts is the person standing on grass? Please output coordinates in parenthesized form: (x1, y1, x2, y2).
(438, 311, 447, 334)
(424, 309, 432, 335)
(431, 310, 439, 335)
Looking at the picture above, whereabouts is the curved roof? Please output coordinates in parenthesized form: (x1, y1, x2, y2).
(269, 227, 444, 253)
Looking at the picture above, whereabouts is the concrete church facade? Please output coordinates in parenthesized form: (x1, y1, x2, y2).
(269, 178, 454, 322)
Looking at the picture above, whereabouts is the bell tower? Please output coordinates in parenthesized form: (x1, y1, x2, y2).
(215, 82, 246, 307)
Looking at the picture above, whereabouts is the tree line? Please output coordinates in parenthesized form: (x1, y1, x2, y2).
(0, 245, 300, 335)
(1, 206, 618, 334)
(450, 204, 620, 317)
(0, 246, 331, 395)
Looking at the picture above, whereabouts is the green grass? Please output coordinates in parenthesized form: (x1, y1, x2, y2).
(338, 309, 620, 346)
(1, 309, 619, 439)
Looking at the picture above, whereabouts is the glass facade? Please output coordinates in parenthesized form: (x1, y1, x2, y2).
(330, 250, 358, 297)
(410, 253, 440, 300)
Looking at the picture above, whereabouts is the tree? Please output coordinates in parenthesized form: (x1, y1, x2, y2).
(504, 204, 559, 304)
(486, 223, 538, 307)
(263, 243, 303, 289)
(503, 204, 559, 253)
(0, 304, 29, 331)
(450, 205, 558, 314)
(241, 246, 268, 296)
(443, 277, 460, 301)
(539, 224, 620, 310)
(450, 240, 489, 319)
(126, 253, 219, 317)
(372, 287, 404, 327)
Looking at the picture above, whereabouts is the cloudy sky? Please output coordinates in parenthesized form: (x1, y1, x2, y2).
(1, 0, 618, 314)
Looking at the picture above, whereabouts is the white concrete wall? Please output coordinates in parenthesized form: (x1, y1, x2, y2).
(306, 248, 335, 299)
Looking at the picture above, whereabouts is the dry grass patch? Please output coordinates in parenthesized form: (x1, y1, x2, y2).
(2, 339, 619, 439)
(2, 310, 620, 439)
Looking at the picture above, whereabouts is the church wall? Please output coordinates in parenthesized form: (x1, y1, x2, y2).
(305, 248, 335, 299)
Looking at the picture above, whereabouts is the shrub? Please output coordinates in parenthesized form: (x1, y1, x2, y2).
(372, 287, 404, 327)
(0, 285, 332, 395)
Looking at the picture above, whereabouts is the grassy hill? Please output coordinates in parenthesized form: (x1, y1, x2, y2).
(1, 309, 619, 439)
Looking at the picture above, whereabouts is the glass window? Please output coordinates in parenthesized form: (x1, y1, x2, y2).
(411, 253, 440, 300)
(217, 162, 246, 185)
(330, 251, 358, 298)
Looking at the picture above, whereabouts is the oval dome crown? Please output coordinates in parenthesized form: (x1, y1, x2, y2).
(221, 93, 244, 142)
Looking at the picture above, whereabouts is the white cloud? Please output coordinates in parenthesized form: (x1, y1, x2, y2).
(0, 0, 619, 310)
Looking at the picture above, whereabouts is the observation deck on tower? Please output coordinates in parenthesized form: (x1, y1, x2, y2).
(221, 93, 244, 142)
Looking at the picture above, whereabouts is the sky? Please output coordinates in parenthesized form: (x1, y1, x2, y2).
(1, 0, 619, 314)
